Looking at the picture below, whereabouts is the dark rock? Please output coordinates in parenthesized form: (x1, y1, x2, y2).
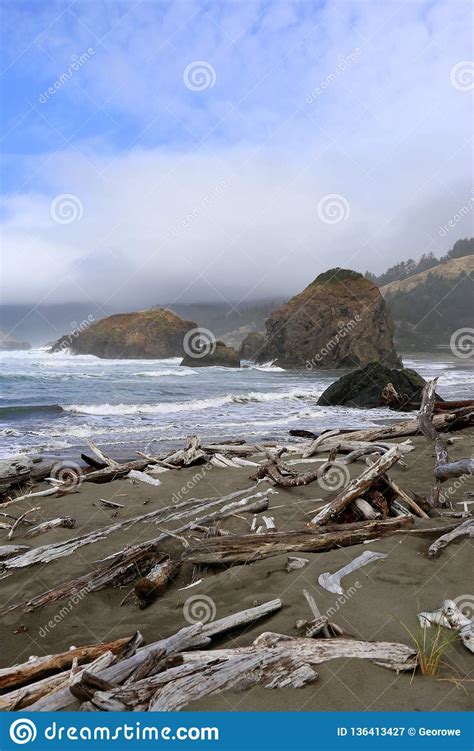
(317, 362, 440, 408)
(239, 332, 266, 361)
(257, 268, 401, 369)
(181, 341, 240, 368)
(50, 309, 196, 359)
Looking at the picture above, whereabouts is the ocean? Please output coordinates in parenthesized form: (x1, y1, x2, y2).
(0, 349, 472, 460)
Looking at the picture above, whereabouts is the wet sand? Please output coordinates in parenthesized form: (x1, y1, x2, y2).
(0, 431, 473, 711)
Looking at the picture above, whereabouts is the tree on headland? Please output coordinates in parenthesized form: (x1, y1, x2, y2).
(365, 238, 473, 287)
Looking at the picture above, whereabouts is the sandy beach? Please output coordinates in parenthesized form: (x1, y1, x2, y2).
(1, 430, 472, 712)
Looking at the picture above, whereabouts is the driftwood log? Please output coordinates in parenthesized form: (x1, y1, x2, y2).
(77, 630, 417, 712)
(0, 544, 30, 561)
(182, 517, 413, 564)
(0, 633, 142, 691)
(24, 516, 76, 539)
(310, 446, 401, 525)
(121, 559, 181, 608)
(0, 487, 271, 576)
(0, 651, 118, 712)
(6, 598, 419, 713)
(382, 383, 474, 412)
(0, 544, 166, 617)
(418, 379, 474, 506)
(427, 518, 474, 559)
(26, 601, 282, 711)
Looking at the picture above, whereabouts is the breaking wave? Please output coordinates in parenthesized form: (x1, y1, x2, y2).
(63, 388, 316, 416)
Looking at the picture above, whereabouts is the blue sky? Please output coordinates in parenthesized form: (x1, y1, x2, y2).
(1, 0, 473, 306)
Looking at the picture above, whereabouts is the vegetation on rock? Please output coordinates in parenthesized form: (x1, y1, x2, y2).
(51, 309, 196, 359)
(256, 269, 401, 369)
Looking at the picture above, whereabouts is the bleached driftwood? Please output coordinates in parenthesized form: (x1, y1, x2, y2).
(418, 379, 474, 505)
(427, 519, 474, 559)
(24, 516, 76, 539)
(435, 459, 474, 482)
(342, 446, 382, 464)
(0, 455, 33, 492)
(182, 517, 413, 564)
(202, 598, 282, 638)
(418, 600, 474, 653)
(302, 589, 330, 637)
(128, 470, 161, 487)
(0, 651, 116, 711)
(27, 601, 282, 711)
(309, 446, 401, 525)
(87, 441, 119, 468)
(164, 436, 206, 467)
(351, 498, 380, 520)
(99, 498, 125, 509)
(0, 487, 271, 576)
(0, 545, 164, 617)
(318, 550, 387, 594)
(27, 625, 209, 711)
(303, 430, 341, 458)
(73, 647, 314, 711)
(1, 485, 78, 509)
(384, 476, 429, 518)
(320, 411, 472, 444)
(148, 648, 317, 711)
(296, 616, 330, 638)
(7, 507, 41, 539)
(62, 630, 417, 711)
(253, 632, 417, 672)
(286, 556, 309, 572)
(0, 634, 142, 691)
(0, 544, 30, 560)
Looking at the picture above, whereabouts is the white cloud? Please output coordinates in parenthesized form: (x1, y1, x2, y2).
(1, 0, 472, 306)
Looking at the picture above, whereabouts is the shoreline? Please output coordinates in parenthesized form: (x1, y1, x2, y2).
(0, 427, 472, 711)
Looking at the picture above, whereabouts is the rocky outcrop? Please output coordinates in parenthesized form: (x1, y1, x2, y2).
(257, 269, 401, 369)
(181, 341, 240, 368)
(239, 332, 266, 361)
(317, 362, 437, 408)
(50, 309, 196, 359)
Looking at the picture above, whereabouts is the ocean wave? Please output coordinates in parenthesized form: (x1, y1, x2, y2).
(0, 404, 65, 419)
(248, 362, 285, 372)
(63, 388, 316, 416)
(133, 369, 194, 377)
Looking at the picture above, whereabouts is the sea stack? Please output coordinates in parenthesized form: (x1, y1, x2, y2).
(50, 309, 197, 359)
(257, 268, 401, 369)
(181, 341, 241, 368)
